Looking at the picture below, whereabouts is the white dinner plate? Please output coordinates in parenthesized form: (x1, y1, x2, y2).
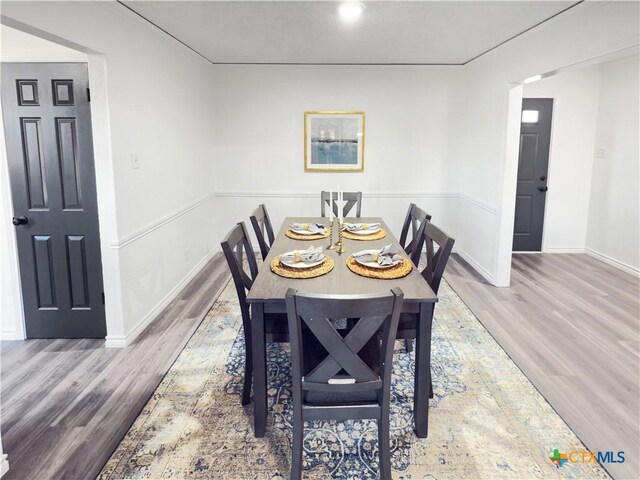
(350, 227, 381, 236)
(352, 249, 399, 269)
(280, 250, 324, 269)
(290, 226, 325, 236)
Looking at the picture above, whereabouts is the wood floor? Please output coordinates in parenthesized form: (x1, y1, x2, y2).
(0, 253, 230, 480)
(445, 253, 640, 480)
(2, 252, 638, 479)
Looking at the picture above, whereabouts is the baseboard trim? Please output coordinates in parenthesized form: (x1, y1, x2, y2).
(541, 247, 586, 254)
(105, 246, 221, 348)
(585, 248, 640, 277)
(0, 330, 19, 341)
(1, 454, 9, 477)
(453, 247, 496, 285)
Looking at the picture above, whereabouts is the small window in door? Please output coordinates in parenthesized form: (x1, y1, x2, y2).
(522, 110, 539, 123)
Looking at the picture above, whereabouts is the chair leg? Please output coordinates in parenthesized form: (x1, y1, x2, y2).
(404, 338, 413, 353)
(241, 344, 252, 405)
(291, 408, 303, 480)
(241, 328, 253, 406)
(378, 414, 392, 480)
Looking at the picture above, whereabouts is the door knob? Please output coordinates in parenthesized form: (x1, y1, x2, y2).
(540, 176, 546, 181)
(12, 216, 28, 226)
(538, 186, 548, 192)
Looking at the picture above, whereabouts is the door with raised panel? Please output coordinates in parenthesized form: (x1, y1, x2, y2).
(513, 98, 553, 252)
(1, 63, 106, 338)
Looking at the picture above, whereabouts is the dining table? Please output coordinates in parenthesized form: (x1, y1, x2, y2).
(246, 216, 438, 438)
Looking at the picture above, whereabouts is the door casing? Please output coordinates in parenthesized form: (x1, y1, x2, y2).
(0, 30, 122, 343)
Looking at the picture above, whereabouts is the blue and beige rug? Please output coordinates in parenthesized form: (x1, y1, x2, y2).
(99, 280, 610, 479)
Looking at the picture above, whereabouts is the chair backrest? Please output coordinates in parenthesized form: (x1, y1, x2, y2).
(220, 222, 259, 322)
(285, 288, 403, 401)
(415, 222, 455, 295)
(398, 203, 432, 265)
(320, 191, 363, 218)
(249, 204, 275, 261)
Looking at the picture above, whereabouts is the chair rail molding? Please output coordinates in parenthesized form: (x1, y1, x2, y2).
(109, 193, 216, 249)
(215, 190, 500, 215)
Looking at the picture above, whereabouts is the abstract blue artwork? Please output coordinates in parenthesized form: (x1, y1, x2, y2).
(305, 112, 365, 171)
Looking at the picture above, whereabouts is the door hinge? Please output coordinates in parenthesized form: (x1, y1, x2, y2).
(87, 88, 91, 102)
(101, 292, 105, 304)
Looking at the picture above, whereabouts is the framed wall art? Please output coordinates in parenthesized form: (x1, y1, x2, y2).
(304, 111, 365, 172)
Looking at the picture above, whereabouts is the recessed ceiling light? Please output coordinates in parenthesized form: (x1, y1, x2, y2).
(338, 2, 365, 23)
(523, 74, 542, 84)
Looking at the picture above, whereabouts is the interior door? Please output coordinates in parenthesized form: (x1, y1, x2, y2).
(513, 98, 553, 252)
(1, 63, 106, 338)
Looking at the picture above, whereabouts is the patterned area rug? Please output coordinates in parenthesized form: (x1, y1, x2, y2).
(99, 280, 610, 479)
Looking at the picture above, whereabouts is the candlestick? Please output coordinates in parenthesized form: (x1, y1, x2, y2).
(336, 221, 346, 254)
(327, 218, 336, 250)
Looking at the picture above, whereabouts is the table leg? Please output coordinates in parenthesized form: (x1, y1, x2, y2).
(251, 302, 267, 437)
(414, 301, 434, 438)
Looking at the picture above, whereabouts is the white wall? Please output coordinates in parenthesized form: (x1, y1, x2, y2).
(1, 2, 218, 345)
(456, 0, 640, 285)
(587, 55, 640, 274)
(212, 65, 464, 244)
(523, 65, 601, 253)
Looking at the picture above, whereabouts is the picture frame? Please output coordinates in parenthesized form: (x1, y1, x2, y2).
(304, 111, 365, 172)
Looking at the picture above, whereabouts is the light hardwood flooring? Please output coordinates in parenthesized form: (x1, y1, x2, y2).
(0, 253, 230, 480)
(445, 253, 640, 480)
(2, 252, 638, 479)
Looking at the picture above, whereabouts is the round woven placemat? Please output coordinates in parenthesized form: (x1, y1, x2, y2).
(271, 255, 335, 279)
(342, 228, 387, 241)
(346, 256, 412, 279)
(285, 229, 330, 240)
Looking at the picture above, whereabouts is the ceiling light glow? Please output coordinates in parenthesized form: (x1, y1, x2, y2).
(338, 2, 365, 22)
(523, 74, 542, 84)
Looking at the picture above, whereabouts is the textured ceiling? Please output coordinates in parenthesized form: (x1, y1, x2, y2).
(122, 1, 580, 65)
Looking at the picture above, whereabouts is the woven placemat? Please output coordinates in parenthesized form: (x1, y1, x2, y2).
(271, 255, 335, 279)
(346, 256, 412, 279)
(285, 229, 330, 240)
(342, 228, 387, 241)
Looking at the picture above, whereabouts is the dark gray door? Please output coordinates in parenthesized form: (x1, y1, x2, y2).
(1, 63, 106, 338)
(513, 98, 553, 252)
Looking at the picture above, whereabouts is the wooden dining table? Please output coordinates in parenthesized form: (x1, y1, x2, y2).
(246, 216, 438, 438)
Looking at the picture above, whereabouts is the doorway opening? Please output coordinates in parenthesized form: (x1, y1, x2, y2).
(1, 23, 121, 342)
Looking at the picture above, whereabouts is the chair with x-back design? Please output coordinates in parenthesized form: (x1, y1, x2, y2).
(320, 191, 363, 218)
(285, 287, 404, 480)
(397, 221, 454, 396)
(249, 204, 275, 261)
(398, 203, 432, 266)
(221, 222, 288, 405)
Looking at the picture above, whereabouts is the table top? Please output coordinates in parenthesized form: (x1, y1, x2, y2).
(246, 217, 437, 305)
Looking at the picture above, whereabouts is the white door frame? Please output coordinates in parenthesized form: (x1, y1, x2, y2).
(0, 22, 124, 342)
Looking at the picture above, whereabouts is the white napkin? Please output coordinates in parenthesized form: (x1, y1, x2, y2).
(342, 222, 381, 232)
(352, 244, 404, 266)
(280, 246, 325, 265)
(290, 222, 326, 234)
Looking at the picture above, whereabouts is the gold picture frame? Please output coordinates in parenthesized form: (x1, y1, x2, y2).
(304, 111, 365, 172)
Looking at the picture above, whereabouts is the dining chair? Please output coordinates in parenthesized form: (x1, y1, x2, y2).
(397, 221, 455, 393)
(320, 191, 363, 218)
(285, 287, 404, 480)
(249, 204, 275, 261)
(398, 203, 432, 266)
(221, 222, 289, 405)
